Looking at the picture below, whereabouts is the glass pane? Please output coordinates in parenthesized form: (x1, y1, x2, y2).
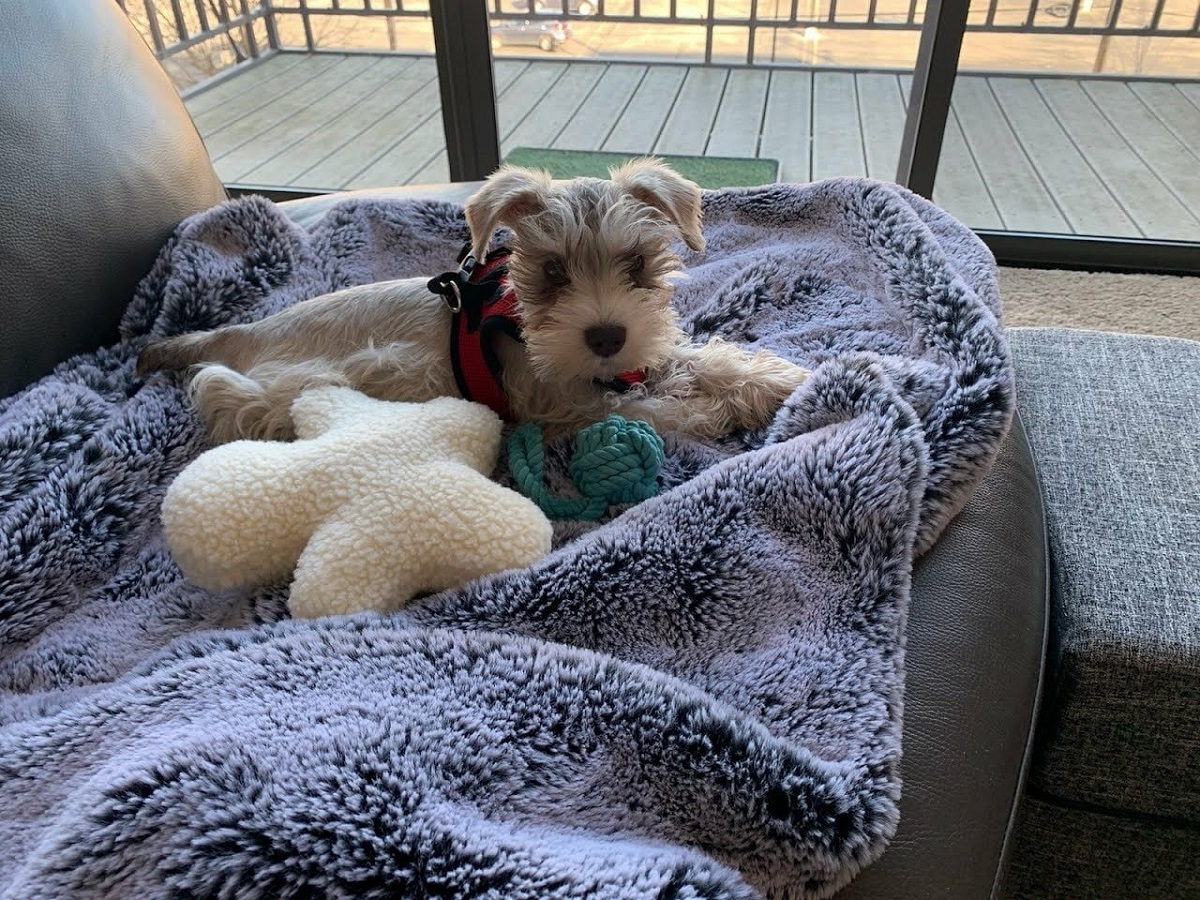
(124, 2, 936, 193)
(483, 0, 922, 188)
(936, 0, 1200, 241)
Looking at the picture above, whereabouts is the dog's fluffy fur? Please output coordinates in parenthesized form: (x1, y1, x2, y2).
(138, 159, 810, 443)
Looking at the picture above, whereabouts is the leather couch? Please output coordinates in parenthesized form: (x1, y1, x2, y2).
(6, 1, 1192, 897)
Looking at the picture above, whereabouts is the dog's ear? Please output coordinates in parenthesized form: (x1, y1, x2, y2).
(611, 158, 705, 253)
(463, 166, 552, 260)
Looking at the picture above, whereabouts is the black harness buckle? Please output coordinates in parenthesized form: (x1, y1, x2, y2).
(428, 244, 511, 326)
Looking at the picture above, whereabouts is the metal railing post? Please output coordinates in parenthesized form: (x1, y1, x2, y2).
(895, 0, 971, 198)
(237, 0, 259, 58)
(167, 0, 188, 41)
(298, 0, 316, 51)
(429, 0, 501, 182)
(384, 0, 399, 50)
(142, 0, 167, 53)
(261, 0, 280, 51)
(748, 0, 759, 64)
(705, 0, 716, 63)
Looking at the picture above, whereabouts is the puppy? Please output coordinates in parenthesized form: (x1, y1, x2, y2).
(138, 159, 809, 443)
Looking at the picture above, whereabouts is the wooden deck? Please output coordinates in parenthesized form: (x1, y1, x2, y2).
(185, 52, 1200, 241)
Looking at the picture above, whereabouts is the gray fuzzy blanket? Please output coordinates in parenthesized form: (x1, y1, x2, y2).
(0, 179, 1012, 898)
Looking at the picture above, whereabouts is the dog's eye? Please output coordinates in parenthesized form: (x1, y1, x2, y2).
(543, 259, 569, 287)
(626, 253, 649, 286)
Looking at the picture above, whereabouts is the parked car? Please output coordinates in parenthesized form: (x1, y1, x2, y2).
(510, 0, 597, 14)
(490, 18, 571, 52)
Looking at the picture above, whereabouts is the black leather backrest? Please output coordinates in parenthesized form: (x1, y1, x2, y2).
(0, 0, 227, 398)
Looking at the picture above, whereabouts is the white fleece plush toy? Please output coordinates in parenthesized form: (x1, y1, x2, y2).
(161, 386, 554, 619)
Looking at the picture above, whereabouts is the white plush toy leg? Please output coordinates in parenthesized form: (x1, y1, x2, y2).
(288, 469, 553, 619)
(413, 469, 556, 594)
(162, 443, 321, 591)
(288, 512, 415, 619)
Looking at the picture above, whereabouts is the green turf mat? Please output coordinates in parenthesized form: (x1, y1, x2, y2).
(502, 148, 778, 188)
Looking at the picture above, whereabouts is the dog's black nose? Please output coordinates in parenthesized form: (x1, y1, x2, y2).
(585, 324, 626, 358)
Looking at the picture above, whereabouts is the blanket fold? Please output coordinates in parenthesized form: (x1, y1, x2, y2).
(0, 178, 1012, 899)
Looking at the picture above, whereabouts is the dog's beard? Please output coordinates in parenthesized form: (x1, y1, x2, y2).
(524, 331, 672, 382)
(520, 290, 681, 382)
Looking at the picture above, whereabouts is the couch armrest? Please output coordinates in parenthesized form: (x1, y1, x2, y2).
(841, 414, 1048, 900)
(0, 0, 227, 398)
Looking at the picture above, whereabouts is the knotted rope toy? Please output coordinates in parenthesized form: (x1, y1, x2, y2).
(508, 415, 665, 521)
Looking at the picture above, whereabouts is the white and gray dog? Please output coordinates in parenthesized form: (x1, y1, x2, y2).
(138, 159, 810, 442)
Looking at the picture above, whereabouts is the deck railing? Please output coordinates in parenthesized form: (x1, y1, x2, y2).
(115, 0, 278, 88)
(122, 0, 1200, 89)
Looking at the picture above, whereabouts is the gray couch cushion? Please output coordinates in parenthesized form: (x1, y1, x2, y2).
(1009, 327, 1200, 822)
(1001, 794, 1200, 900)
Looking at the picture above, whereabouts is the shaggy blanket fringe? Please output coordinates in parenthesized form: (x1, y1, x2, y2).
(0, 179, 1012, 898)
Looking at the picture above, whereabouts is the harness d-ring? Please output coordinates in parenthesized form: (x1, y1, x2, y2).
(444, 279, 463, 313)
(428, 250, 479, 314)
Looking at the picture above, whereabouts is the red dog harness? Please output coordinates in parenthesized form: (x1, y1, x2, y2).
(427, 245, 645, 421)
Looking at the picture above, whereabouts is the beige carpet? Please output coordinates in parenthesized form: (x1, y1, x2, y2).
(999, 268, 1200, 342)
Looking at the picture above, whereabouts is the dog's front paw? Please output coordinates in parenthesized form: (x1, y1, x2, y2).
(666, 340, 811, 436)
(735, 354, 810, 429)
(766, 358, 812, 399)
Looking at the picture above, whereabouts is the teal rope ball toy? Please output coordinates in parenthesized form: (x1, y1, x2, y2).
(508, 415, 665, 521)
